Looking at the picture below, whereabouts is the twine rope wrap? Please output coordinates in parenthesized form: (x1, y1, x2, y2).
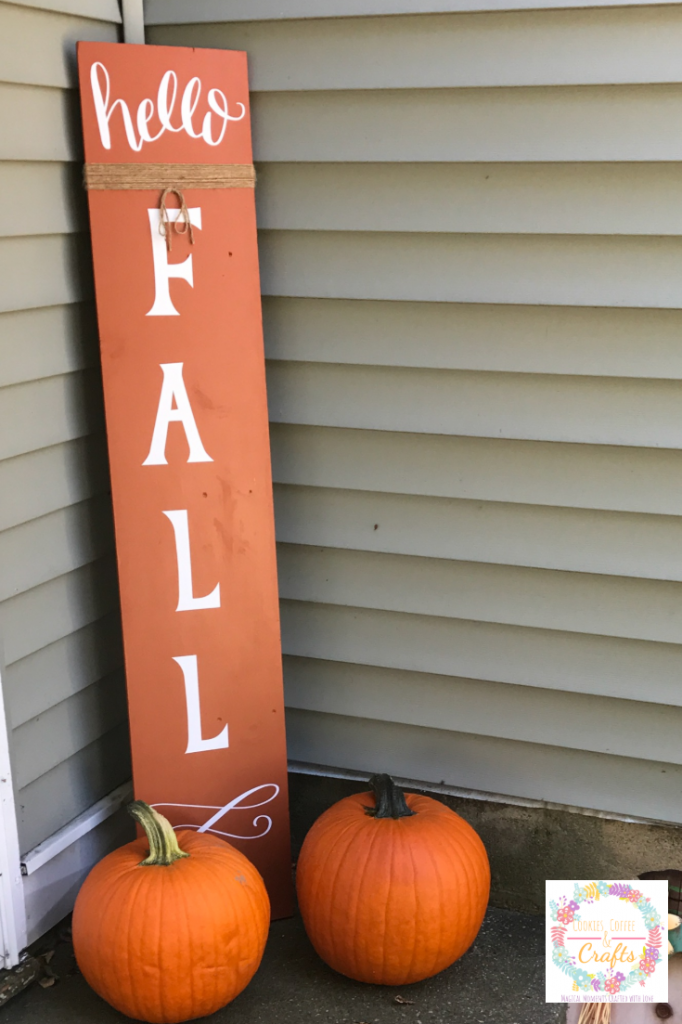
(83, 162, 256, 191)
(83, 161, 256, 251)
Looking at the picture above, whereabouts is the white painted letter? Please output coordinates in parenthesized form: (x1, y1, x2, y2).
(143, 363, 212, 465)
(173, 655, 228, 754)
(163, 510, 221, 611)
(146, 207, 202, 317)
(90, 62, 142, 152)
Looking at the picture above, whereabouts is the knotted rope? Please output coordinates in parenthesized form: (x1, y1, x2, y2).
(158, 187, 193, 252)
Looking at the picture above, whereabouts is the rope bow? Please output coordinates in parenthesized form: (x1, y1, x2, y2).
(158, 187, 194, 252)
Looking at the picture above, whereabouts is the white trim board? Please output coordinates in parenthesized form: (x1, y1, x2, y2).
(21, 781, 133, 877)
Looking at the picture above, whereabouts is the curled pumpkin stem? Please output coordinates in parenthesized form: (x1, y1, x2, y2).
(128, 801, 190, 866)
(365, 774, 416, 820)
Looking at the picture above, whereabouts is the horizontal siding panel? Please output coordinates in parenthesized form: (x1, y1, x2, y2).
(252, 86, 682, 163)
(260, 230, 682, 309)
(0, 435, 109, 532)
(285, 708, 682, 825)
(0, 304, 97, 388)
(0, 495, 114, 602)
(0, 370, 104, 461)
(16, 721, 130, 856)
(283, 656, 682, 765)
(13, 670, 127, 789)
(8, 0, 120, 22)
(145, 0, 682, 24)
(270, 425, 682, 517)
(281, 600, 682, 707)
(277, 543, 682, 644)
(263, 297, 682, 379)
(5, 612, 123, 728)
(0, 553, 119, 666)
(159, 9, 682, 91)
(0, 163, 85, 238)
(257, 163, 682, 237)
(0, 235, 90, 313)
(274, 484, 682, 583)
(0, 4, 117, 88)
(0, 81, 78, 161)
(267, 362, 682, 449)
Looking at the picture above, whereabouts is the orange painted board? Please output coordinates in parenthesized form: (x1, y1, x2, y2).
(77, 41, 292, 917)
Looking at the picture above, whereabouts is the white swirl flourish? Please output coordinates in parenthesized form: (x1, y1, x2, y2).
(152, 783, 279, 840)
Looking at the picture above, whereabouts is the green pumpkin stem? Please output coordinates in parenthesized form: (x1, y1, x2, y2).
(365, 774, 416, 819)
(127, 801, 190, 866)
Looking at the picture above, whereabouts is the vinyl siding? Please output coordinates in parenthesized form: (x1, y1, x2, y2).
(149, 4, 682, 824)
(0, 0, 128, 856)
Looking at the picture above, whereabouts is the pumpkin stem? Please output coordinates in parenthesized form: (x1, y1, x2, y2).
(127, 801, 190, 866)
(365, 774, 416, 819)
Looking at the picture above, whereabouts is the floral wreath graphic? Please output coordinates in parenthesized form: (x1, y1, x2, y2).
(550, 882, 663, 995)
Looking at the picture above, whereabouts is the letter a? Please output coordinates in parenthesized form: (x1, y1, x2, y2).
(163, 510, 221, 611)
(143, 363, 212, 465)
(173, 655, 228, 754)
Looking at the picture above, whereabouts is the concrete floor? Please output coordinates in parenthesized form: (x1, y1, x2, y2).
(1, 907, 563, 1024)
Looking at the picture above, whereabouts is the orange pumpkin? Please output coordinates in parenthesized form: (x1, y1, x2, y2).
(296, 774, 490, 985)
(73, 801, 270, 1023)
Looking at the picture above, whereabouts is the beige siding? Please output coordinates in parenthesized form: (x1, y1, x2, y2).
(0, 0, 126, 856)
(150, 6, 682, 824)
(144, 0, 682, 22)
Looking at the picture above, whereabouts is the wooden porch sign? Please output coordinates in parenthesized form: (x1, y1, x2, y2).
(77, 41, 292, 917)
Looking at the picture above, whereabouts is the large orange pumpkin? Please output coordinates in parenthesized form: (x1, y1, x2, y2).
(73, 801, 270, 1023)
(296, 774, 490, 985)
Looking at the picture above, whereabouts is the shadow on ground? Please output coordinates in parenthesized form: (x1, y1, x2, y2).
(2, 907, 564, 1024)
